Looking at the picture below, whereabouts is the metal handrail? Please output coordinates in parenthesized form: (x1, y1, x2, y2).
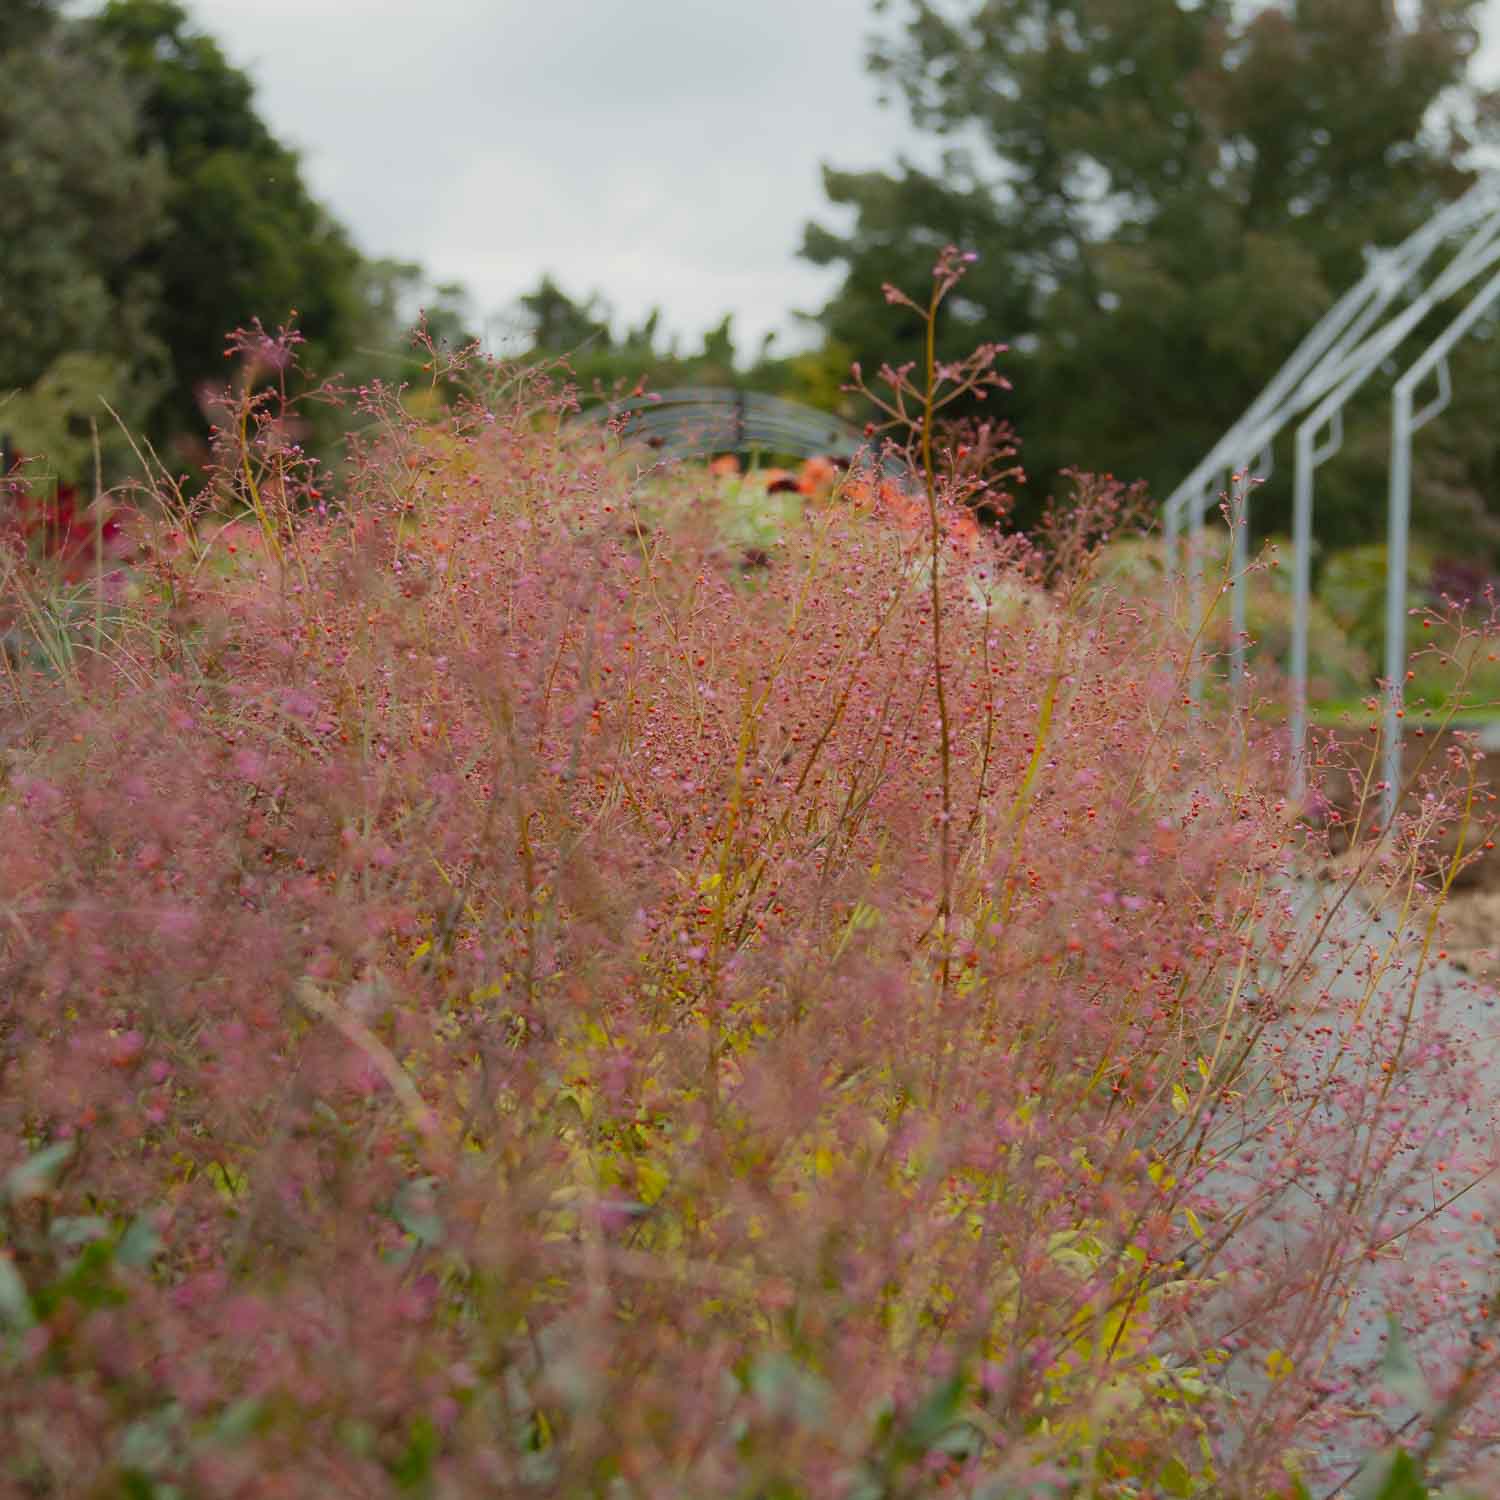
(1163, 174, 1500, 827)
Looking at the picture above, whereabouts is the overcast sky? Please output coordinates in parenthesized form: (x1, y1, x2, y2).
(181, 0, 1500, 361)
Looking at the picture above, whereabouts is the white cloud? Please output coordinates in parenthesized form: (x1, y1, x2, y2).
(180, 0, 1500, 358)
(180, 0, 924, 356)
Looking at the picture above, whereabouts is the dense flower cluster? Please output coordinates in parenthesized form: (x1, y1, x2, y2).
(0, 322, 1496, 1498)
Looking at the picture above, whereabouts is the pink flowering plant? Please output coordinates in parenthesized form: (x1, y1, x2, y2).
(1, 258, 1498, 1499)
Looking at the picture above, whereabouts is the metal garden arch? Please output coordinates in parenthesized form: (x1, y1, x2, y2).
(1164, 173, 1500, 828)
(579, 386, 867, 462)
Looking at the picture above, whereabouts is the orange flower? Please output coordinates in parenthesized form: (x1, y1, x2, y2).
(876, 480, 924, 531)
(759, 467, 805, 494)
(797, 455, 838, 497)
(947, 508, 982, 555)
(709, 454, 741, 478)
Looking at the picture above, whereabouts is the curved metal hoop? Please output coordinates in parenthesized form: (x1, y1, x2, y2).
(578, 387, 866, 461)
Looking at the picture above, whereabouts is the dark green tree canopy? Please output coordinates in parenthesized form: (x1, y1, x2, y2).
(518, 276, 615, 356)
(2, 0, 393, 479)
(807, 0, 1500, 540)
(0, 5, 169, 387)
(1, 0, 61, 48)
(90, 0, 278, 158)
(91, 0, 367, 444)
(0, 1, 170, 472)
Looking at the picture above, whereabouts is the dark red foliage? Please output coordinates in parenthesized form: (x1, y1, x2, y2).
(3, 449, 138, 582)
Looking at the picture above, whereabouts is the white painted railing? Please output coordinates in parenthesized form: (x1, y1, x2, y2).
(1163, 174, 1500, 829)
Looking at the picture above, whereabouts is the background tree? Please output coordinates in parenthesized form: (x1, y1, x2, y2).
(505, 274, 859, 419)
(517, 276, 615, 358)
(91, 0, 368, 452)
(0, 1, 169, 476)
(1, 0, 464, 486)
(805, 0, 1500, 548)
(1, 0, 65, 49)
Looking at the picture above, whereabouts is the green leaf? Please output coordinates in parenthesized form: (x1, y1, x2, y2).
(390, 1413, 439, 1490)
(118, 1404, 182, 1475)
(392, 1177, 445, 1249)
(4, 1140, 74, 1202)
(49, 1214, 111, 1249)
(1354, 1448, 1429, 1500)
(42, 1238, 126, 1314)
(0, 1252, 35, 1331)
(339, 1418, 376, 1457)
(116, 1214, 163, 1269)
(1381, 1317, 1432, 1414)
(749, 1351, 832, 1428)
(119, 1475, 181, 1500)
(1159, 1456, 1195, 1497)
(204, 1161, 248, 1202)
(210, 1397, 265, 1446)
(894, 1372, 966, 1458)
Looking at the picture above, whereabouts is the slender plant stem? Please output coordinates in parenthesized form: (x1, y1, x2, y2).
(923, 278, 955, 1014)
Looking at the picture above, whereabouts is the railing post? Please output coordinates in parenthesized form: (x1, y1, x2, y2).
(1229, 466, 1251, 701)
(1186, 484, 1209, 709)
(1382, 387, 1413, 833)
(1290, 426, 1317, 802)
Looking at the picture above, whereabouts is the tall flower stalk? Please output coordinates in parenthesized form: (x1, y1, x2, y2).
(847, 246, 1011, 998)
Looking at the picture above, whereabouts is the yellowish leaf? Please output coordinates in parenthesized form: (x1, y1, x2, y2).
(637, 1160, 669, 1206)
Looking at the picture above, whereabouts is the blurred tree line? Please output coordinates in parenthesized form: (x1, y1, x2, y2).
(1, 0, 479, 486)
(0, 0, 528, 489)
(803, 0, 1500, 555)
(5, 0, 1498, 564)
(0, 0, 844, 495)
(504, 275, 858, 415)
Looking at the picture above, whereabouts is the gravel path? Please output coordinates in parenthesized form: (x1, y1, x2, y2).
(1206, 874, 1500, 1488)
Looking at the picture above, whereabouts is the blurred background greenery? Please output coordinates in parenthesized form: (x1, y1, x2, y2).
(4, 0, 1500, 699)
